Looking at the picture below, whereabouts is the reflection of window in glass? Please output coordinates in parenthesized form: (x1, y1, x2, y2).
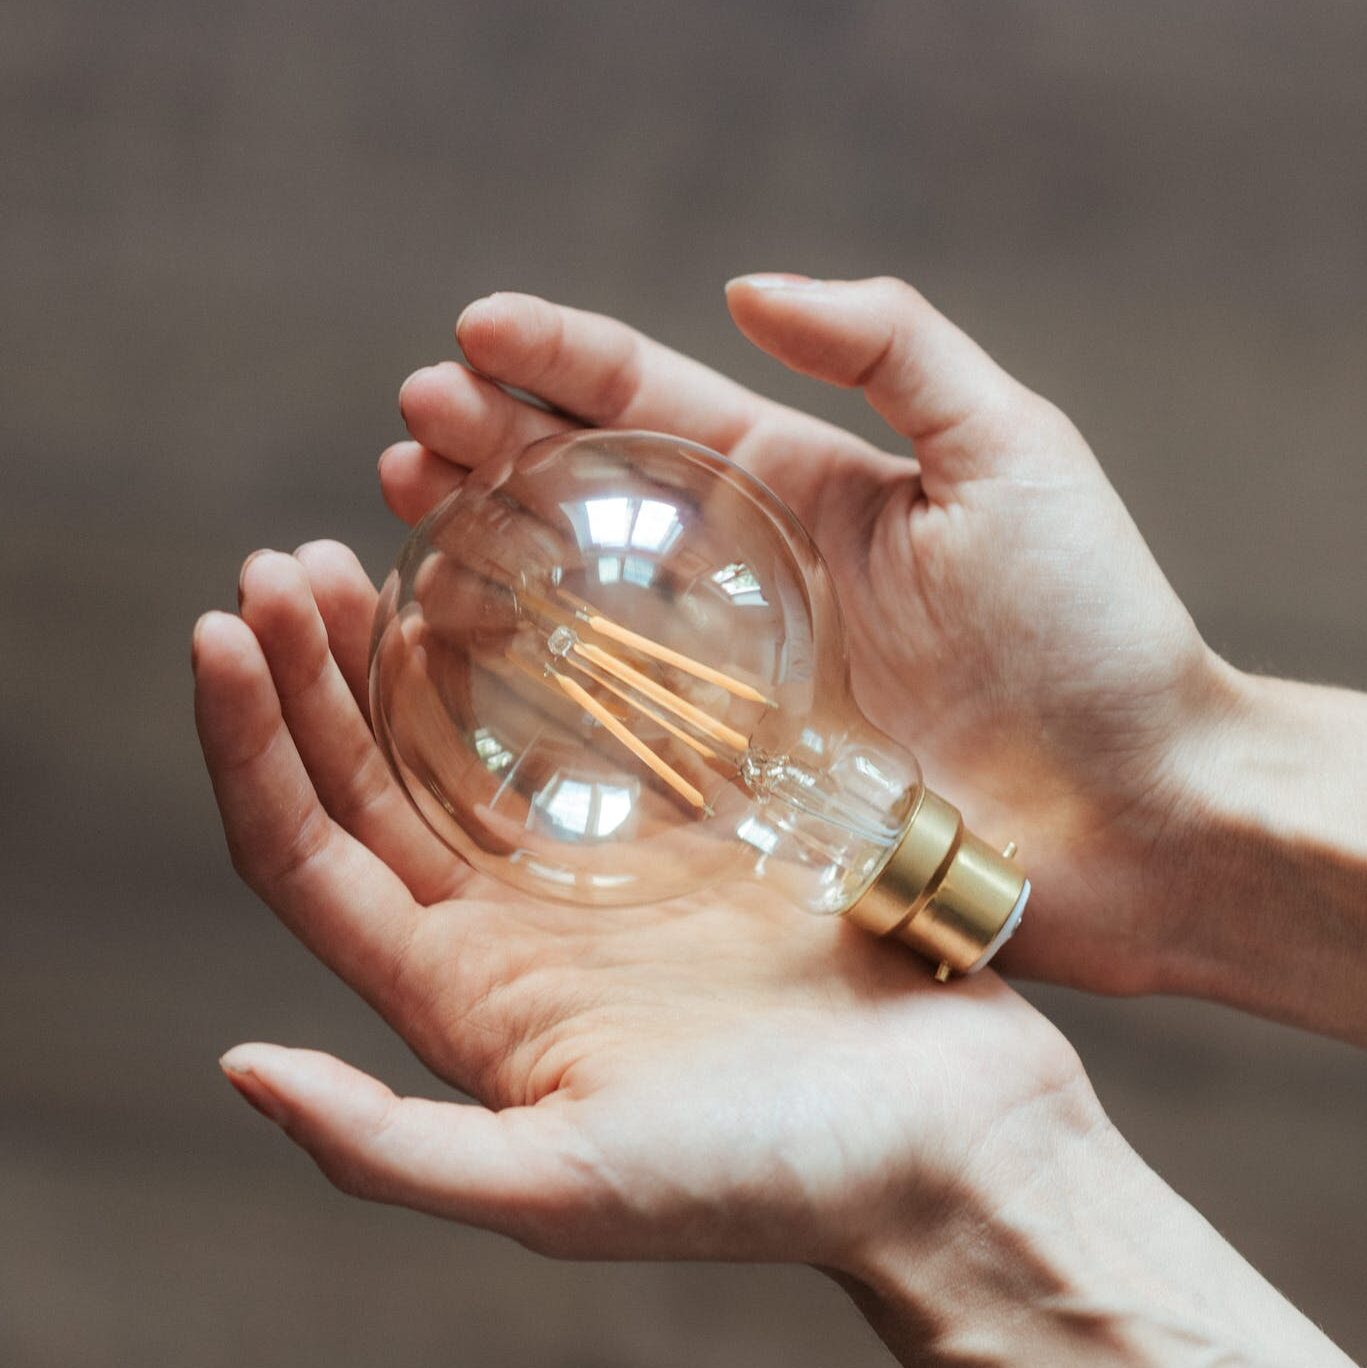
(570, 495, 683, 556)
(622, 554, 655, 588)
(534, 774, 637, 839)
(711, 561, 768, 607)
(584, 496, 634, 547)
(473, 728, 514, 773)
(543, 777, 593, 836)
(595, 785, 633, 837)
(597, 555, 622, 584)
(630, 498, 682, 553)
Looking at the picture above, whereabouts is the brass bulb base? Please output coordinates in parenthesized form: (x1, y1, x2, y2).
(845, 789, 1028, 978)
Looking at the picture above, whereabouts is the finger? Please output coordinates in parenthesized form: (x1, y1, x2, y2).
(725, 274, 1028, 486)
(454, 291, 777, 455)
(193, 610, 426, 1005)
(398, 359, 565, 467)
(378, 440, 465, 525)
(293, 539, 378, 720)
(220, 1043, 576, 1242)
(237, 552, 463, 904)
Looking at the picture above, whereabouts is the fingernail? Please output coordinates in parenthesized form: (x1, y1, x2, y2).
(191, 612, 212, 668)
(726, 272, 819, 292)
(399, 364, 434, 394)
(221, 1058, 288, 1125)
(236, 548, 275, 607)
(455, 297, 491, 337)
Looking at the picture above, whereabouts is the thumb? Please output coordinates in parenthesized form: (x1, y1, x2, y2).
(218, 1043, 571, 1242)
(725, 273, 1028, 481)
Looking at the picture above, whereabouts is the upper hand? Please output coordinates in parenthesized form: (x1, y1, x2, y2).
(383, 274, 1226, 996)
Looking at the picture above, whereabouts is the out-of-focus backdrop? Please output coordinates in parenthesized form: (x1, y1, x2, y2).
(3, 2, 1366, 1364)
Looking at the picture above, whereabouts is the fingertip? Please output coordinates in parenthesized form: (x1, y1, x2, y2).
(455, 290, 560, 374)
(398, 361, 464, 430)
(723, 276, 844, 362)
(379, 442, 462, 525)
(397, 365, 433, 424)
(225, 1045, 394, 1130)
(378, 438, 416, 480)
(724, 273, 833, 326)
(292, 538, 366, 582)
(191, 611, 214, 668)
(192, 609, 258, 675)
(220, 1041, 272, 1073)
(454, 294, 492, 346)
(238, 548, 311, 622)
(193, 609, 243, 672)
(293, 540, 374, 605)
(455, 291, 518, 364)
(378, 440, 420, 512)
(724, 271, 816, 294)
(220, 1043, 297, 1125)
(221, 1042, 351, 1094)
(235, 547, 274, 609)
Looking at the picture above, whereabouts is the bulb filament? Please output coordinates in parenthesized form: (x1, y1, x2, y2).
(511, 588, 772, 816)
(569, 640, 750, 753)
(548, 668, 709, 811)
(556, 589, 776, 708)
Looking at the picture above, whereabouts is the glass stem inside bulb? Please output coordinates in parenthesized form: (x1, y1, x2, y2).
(734, 748, 912, 914)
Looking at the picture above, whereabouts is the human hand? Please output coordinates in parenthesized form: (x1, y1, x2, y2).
(194, 544, 1086, 1273)
(382, 275, 1230, 998)
(194, 549, 1352, 1366)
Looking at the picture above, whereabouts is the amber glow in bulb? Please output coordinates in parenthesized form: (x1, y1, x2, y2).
(370, 430, 1027, 977)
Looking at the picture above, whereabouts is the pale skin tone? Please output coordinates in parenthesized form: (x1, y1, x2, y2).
(194, 275, 1365, 1364)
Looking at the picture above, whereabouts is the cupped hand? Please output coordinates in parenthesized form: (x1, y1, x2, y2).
(194, 543, 1090, 1269)
(384, 275, 1229, 994)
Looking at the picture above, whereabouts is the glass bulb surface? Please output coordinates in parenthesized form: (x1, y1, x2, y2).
(370, 429, 923, 915)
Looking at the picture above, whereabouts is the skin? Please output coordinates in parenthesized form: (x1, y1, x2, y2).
(194, 275, 1361, 1364)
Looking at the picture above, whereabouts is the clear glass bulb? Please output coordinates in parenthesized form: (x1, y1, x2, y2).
(370, 430, 1026, 974)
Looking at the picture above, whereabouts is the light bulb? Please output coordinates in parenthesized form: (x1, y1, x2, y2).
(370, 429, 1027, 977)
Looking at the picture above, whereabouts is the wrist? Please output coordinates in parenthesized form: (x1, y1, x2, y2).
(1142, 660, 1367, 1039)
(827, 1069, 1347, 1367)
(827, 1074, 1139, 1365)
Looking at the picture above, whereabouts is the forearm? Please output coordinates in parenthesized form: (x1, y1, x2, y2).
(831, 1086, 1353, 1367)
(1155, 663, 1367, 1042)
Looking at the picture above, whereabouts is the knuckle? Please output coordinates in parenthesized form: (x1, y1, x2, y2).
(529, 308, 569, 383)
(225, 835, 254, 884)
(318, 1152, 380, 1201)
(586, 340, 642, 422)
(1019, 390, 1083, 448)
(872, 274, 923, 310)
(333, 742, 389, 817)
(263, 804, 333, 889)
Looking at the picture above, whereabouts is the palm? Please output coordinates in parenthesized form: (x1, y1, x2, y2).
(195, 541, 1069, 1260)
(400, 875, 1038, 1259)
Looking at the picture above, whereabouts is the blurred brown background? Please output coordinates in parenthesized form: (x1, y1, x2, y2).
(3, 2, 1366, 1364)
